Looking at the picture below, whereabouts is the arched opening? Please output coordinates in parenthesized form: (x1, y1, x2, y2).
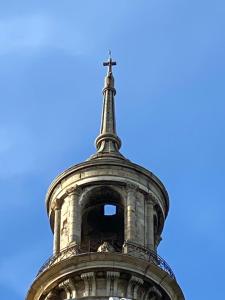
(81, 186, 124, 252)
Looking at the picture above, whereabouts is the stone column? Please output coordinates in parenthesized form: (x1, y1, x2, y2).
(126, 183, 137, 242)
(67, 186, 81, 246)
(146, 196, 155, 251)
(53, 199, 62, 255)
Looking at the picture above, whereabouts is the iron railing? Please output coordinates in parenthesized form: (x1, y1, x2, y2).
(123, 241, 175, 279)
(37, 240, 175, 280)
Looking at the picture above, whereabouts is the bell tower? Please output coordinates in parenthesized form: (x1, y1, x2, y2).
(26, 55, 185, 300)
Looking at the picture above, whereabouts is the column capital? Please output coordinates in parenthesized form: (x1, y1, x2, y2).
(81, 271, 95, 280)
(58, 278, 76, 299)
(66, 185, 82, 196)
(58, 278, 74, 289)
(126, 181, 139, 193)
(106, 271, 120, 279)
(146, 193, 157, 206)
(53, 198, 62, 210)
(130, 275, 144, 285)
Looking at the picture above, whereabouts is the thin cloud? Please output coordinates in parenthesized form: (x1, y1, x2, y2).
(0, 15, 52, 54)
(0, 14, 84, 55)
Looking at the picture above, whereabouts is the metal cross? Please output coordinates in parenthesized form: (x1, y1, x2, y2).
(103, 50, 116, 73)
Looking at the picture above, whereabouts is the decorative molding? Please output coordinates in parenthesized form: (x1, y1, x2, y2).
(146, 193, 157, 206)
(58, 278, 76, 299)
(81, 272, 96, 297)
(126, 182, 139, 195)
(127, 275, 143, 299)
(145, 286, 162, 300)
(106, 271, 120, 296)
(66, 185, 82, 196)
(53, 198, 63, 211)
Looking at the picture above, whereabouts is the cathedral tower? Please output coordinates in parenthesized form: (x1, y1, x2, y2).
(26, 56, 185, 300)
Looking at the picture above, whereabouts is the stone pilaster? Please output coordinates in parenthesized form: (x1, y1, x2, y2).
(146, 197, 155, 251)
(81, 272, 96, 297)
(125, 183, 138, 242)
(106, 271, 120, 296)
(127, 275, 143, 299)
(53, 198, 62, 255)
(66, 186, 82, 246)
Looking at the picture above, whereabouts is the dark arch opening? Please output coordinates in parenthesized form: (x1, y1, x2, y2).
(81, 186, 124, 252)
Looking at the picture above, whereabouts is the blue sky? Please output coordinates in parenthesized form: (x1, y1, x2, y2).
(0, 1, 225, 299)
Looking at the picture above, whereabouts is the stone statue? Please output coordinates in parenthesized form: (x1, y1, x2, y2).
(97, 241, 115, 252)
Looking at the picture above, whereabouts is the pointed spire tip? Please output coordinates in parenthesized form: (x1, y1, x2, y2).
(90, 56, 123, 160)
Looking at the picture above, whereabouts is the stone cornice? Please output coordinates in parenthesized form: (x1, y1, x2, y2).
(26, 252, 184, 300)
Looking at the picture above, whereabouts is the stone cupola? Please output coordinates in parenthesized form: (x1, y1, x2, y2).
(26, 55, 185, 300)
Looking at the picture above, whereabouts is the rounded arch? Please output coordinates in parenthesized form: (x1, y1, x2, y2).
(80, 184, 125, 209)
(80, 184, 125, 252)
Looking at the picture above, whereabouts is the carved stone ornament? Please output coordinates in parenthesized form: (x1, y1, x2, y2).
(147, 190, 160, 205)
(126, 182, 139, 192)
(81, 272, 96, 297)
(53, 198, 62, 211)
(97, 241, 115, 252)
(126, 183, 139, 204)
(58, 278, 76, 299)
(127, 275, 144, 299)
(66, 185, 82, 197)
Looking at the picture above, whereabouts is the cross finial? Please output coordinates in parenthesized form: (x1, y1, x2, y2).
(103, 50, 116, 74)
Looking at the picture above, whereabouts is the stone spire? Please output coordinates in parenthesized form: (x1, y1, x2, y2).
(93, 52, 124, 159)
